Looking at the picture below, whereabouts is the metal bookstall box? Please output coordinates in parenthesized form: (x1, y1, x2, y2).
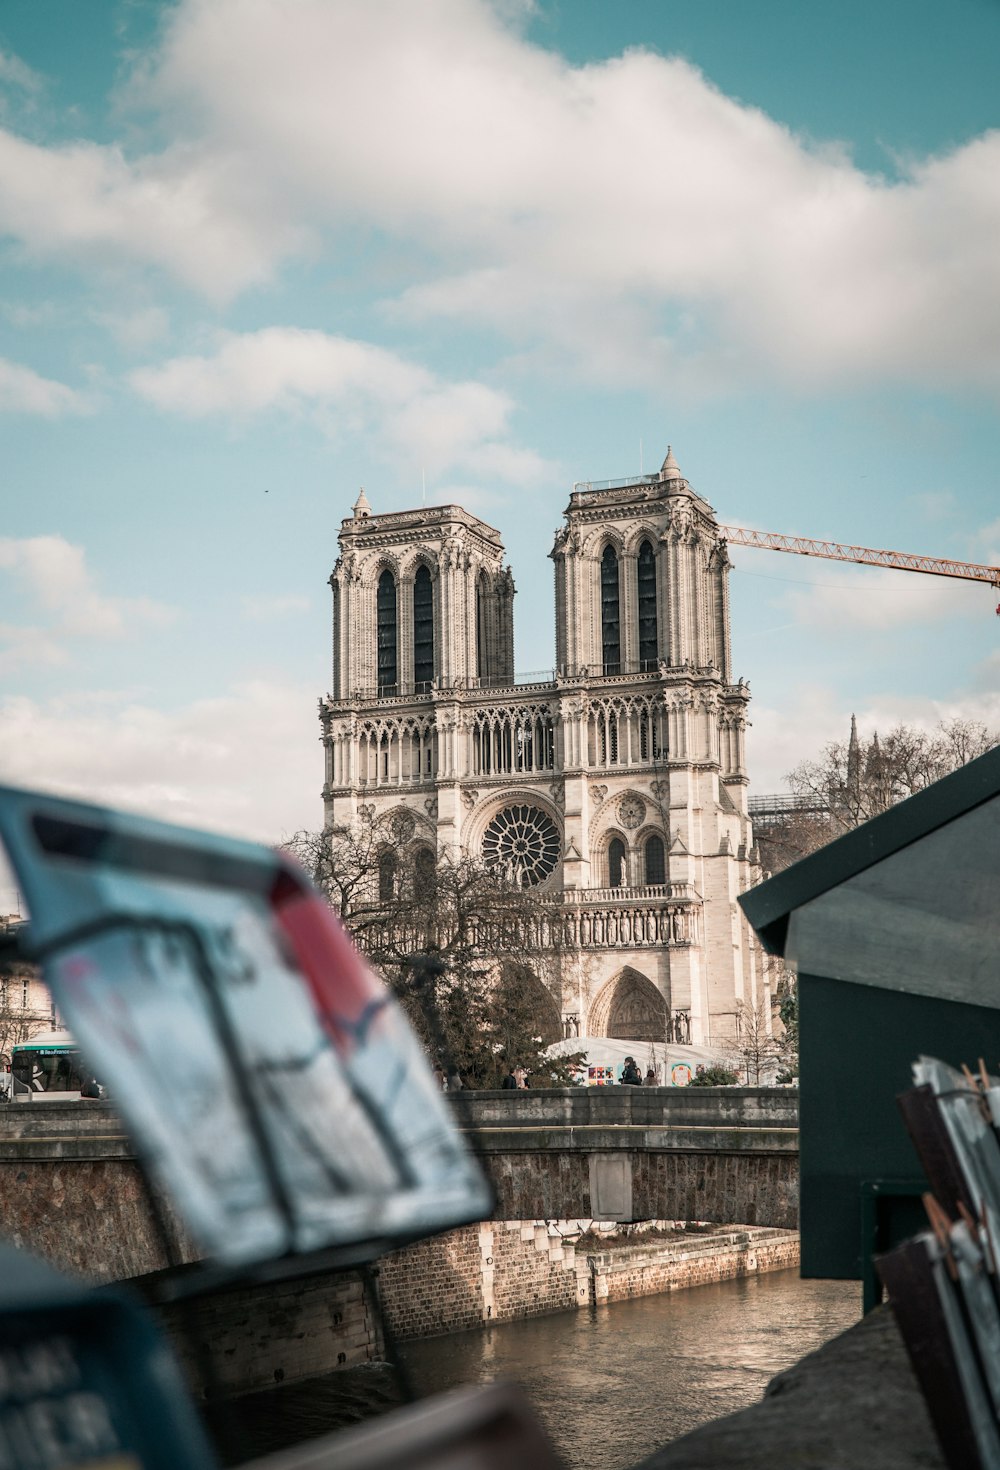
(739, 746, 1000, 1306)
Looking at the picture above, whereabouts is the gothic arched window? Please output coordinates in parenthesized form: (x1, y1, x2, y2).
(378, 850, 396, 902)
(413, 564, 435, 690)
(601, 545, 621, 675)
(377, 570, 397, 695)
(608, 837, 626, 888)
(413, 846, 436, 899)
(637, 539, 658, 667)
(644, 834, 665, 886)
(476, 572, 489, 683)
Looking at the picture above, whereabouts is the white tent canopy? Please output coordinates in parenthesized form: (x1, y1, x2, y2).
(545, 1034, 737, 1085)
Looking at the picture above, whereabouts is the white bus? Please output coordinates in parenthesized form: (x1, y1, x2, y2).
(9, 1029, 93, 1101)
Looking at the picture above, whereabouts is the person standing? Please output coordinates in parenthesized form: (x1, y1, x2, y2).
(501, 1067, 518, 1090)
(621, 1056, 642, 1086)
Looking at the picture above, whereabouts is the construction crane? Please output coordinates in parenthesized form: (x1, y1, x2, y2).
(717, 525, 1000, 604)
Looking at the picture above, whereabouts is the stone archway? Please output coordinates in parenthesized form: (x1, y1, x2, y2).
(589, 967, 667, 1042)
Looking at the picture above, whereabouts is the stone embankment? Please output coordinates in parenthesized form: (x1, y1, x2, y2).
(378, 1220, 798, 1343)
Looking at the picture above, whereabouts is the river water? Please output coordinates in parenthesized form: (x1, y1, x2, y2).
(211, 1269, 860, 1469)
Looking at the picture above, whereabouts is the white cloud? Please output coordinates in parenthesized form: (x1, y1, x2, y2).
(0, 128, 303, 301)
(781, 564, 988, 632)
(0, 1, 999, 393)
(746, 683, 846, 792)
(0, 681, 322, 844)
(0, 537, 176, 651)
(0, 356, 89, 415)
(0, 50, 44, 97)
(729, 536, 998, 634)
(92, 304, 170, 351)
(137, 0, 1000, 394)
(130, 327, 549, 481)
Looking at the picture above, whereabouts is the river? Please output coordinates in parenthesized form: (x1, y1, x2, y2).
(211, 1269, 860, 1469)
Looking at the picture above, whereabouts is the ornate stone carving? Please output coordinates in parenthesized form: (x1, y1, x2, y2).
(424, 797, 438, 818)
(549, 779, 565, 809)
(619, 793, 645, 829)
(590, 784, 608, 805)
(650, 780, 669, 800)
(461, 788, 479, 812)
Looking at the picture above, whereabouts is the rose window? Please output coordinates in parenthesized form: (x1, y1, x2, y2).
(481, 804, 560, 887)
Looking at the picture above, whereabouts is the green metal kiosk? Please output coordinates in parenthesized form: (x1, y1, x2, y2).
(739, 746, 1000, 1302)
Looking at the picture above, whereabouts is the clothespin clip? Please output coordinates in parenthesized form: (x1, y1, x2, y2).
(961, 1061, 991, 1121)
(924, 1193, 959, 1281)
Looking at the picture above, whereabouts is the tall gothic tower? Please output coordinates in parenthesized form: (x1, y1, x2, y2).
(320, 450, 767, 1048)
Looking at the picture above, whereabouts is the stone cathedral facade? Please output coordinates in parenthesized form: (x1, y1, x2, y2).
(320, 449, 768, 1047)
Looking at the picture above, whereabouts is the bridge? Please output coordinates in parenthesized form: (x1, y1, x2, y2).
(0, 1088, 798, 1285)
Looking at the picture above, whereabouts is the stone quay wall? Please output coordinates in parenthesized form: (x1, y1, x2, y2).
(377, 1221, 799, 1342)
(161, 1269, 380, 1399)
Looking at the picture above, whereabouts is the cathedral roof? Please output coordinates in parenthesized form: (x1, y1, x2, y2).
(352, 487, 372, 519)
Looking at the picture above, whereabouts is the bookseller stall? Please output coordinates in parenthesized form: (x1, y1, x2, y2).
(739, 746, 1000, 1294)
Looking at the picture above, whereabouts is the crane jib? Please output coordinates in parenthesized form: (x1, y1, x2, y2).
(717, 525, 1000, 592)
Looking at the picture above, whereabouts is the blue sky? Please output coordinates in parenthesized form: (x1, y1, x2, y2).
(1, 0, 998, 870)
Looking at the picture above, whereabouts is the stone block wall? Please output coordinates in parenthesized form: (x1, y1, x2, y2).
(377, 1220, 798, 1342)
(451, 1087, 798, 1131)
(0, 1156, 175, 1281)
(376, 1225, 484, 1339)
(162, 1271, 379, 1399)
(590, 1230, 800, 1305)
(478, 1148, 798, 1229)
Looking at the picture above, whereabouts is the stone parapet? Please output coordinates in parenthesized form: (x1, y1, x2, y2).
(450, 1086, 798, 1131)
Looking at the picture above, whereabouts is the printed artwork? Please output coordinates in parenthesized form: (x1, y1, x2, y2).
(670, 1062, 694, 1087)
(588, 1065, 616, 1086)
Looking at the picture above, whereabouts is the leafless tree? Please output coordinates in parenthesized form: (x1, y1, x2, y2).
(732, 999, 781, 1085)
(284, 814, 584, 1087)
(760, 717, 1000, 872)
(0, 919, 52, 1068)
(790, 716, 998, 828)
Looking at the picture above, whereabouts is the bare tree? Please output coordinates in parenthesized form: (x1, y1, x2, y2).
(732, 999, 781, 1086)
(284, 814, 584, 1087)
(772, 716, 999, 864)
(0, 919, 53, 1071)
(790, 715, 999, 828)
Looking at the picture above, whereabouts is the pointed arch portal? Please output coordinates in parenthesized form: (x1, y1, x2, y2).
(589, 967, 668, 1042)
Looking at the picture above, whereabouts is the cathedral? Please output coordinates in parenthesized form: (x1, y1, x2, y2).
(320, 449, 768, 1047)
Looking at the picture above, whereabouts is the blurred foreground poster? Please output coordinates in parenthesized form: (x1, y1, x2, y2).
(0, 786, 491, 1268)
